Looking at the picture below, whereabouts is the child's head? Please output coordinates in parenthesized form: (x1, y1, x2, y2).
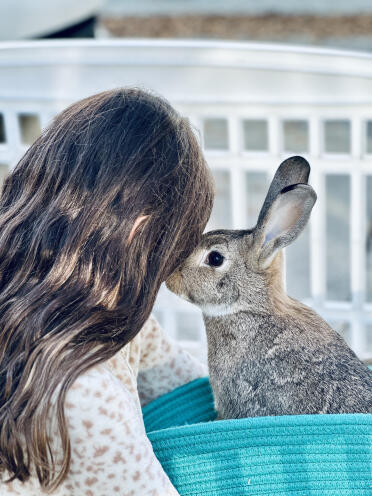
(0, 87, 214, 490)
(1, 86, 214, 322)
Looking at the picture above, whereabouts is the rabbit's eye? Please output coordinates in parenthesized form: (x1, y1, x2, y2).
(206, 251, 225, 267)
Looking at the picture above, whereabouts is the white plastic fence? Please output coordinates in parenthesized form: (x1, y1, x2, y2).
(0, 39, 372, 363)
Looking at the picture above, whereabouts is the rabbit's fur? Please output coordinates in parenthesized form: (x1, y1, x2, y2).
(166, 156, 372, 419)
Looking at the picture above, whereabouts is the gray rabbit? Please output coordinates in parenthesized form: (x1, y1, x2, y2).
(166, 156, 372, 419)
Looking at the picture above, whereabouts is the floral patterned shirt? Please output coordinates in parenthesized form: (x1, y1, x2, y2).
(0, 314, 208, 496)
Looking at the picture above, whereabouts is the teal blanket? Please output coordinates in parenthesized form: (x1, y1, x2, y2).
(142, 375, 372, 496)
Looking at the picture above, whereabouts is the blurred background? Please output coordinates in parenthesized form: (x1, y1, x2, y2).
(1, 0, 372, 364)
(4, 0, 372, 51)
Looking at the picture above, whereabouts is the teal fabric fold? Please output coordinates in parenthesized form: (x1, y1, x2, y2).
(142, 373, 372, 496)
(142, 376, 217, 431)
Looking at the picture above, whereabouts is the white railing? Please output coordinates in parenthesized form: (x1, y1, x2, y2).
(0, 39, 372, 363)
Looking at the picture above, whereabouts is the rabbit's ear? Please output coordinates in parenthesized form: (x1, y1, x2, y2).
(256, 156, 310, 227)
(254, 183, 316, 267)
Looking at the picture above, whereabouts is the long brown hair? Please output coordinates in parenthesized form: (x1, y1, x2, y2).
(0, 87, 214, 491)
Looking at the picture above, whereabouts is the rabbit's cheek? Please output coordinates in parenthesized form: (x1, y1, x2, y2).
(216, 275, 240, 301)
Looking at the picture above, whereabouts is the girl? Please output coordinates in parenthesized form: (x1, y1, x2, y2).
(0, 87, 214, 495)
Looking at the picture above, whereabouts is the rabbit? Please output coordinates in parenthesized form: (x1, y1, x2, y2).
(166, 156, 372, 419)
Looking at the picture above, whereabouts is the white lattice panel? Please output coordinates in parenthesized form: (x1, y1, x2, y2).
(1, 39, 372, 363)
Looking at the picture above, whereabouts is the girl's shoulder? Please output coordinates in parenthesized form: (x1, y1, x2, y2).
(45, 360, 164, 495)
(65, 363, 138, 418)
(67, 362, 119, 397)
(64, 312, 163, 419)
(61, 364, 146, 467)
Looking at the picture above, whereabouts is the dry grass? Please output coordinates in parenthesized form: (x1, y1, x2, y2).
(102, 14, 372, 41)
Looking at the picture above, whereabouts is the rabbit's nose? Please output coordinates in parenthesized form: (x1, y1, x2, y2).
(165, 270, 183, 295)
